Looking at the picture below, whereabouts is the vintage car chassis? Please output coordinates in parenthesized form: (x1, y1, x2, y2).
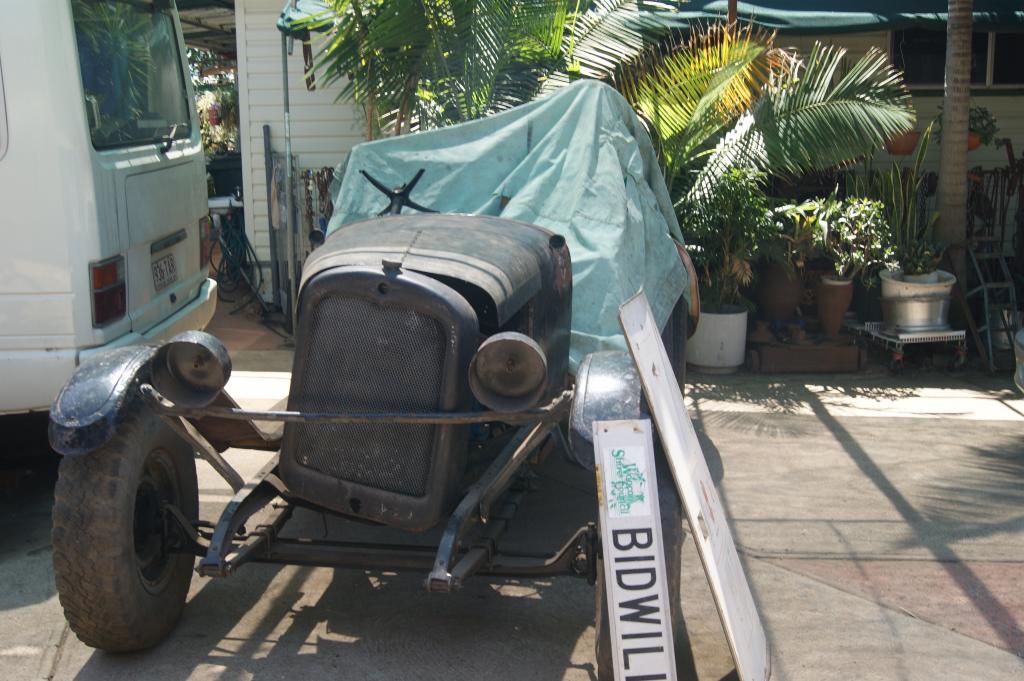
(140, 383, 598, 593)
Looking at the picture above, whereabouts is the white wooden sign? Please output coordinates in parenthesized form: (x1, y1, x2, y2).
(619, 291, 771, 681)
(593, 419, 677, 681)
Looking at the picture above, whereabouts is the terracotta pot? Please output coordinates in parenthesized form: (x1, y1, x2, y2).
(757, 262, 803, 322)
(885, 130, 921, 156)
(967, 132, 982, 151)
(816, 275, 854, 338)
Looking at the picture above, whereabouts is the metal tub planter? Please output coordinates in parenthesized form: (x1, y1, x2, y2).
(879, 269, 956, 333)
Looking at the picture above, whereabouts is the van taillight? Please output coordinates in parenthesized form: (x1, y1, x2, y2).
(90, 256, 126, 327)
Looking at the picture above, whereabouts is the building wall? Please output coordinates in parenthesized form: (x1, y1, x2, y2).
(783, 31, 1023, 173)
(235, 0, 364, 294)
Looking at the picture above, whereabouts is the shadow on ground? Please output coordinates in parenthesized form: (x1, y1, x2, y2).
(0, 413, 59, 612)
(62, 453, 713, 681)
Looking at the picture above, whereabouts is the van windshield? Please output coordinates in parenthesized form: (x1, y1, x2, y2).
(72, 0, 192, 150)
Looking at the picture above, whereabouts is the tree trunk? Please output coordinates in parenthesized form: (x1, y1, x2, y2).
(936, 0, 973, 282)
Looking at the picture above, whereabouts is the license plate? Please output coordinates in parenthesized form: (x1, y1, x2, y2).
(152, 253, 178, 291)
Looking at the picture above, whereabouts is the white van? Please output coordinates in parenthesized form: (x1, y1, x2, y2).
(0, 0, 217, 414)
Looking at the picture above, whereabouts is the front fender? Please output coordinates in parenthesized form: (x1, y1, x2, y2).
(48, 345, 157, 457)
(568, 351, 647, 469)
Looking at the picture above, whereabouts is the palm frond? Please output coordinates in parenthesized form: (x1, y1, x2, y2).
(690, 41, 915, 201)
(617, 24, 782, 185)
(758, 43, 915, 174)
(306, 0, 568, 135)
(539, 0, 680, 95)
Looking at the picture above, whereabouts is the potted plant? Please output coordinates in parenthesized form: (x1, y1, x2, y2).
(814, 197, 889, 337)
(681, 167, 774, 372)
(847, 126, 956, 331)
(885, 130, 922, 156)
(934, 105, 999, 151)
(758, 200, 822, 322)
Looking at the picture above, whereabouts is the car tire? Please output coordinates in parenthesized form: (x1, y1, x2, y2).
(51, 399, 198, 651)
(594, 450, 698, 681)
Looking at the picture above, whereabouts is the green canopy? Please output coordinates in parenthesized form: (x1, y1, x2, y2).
(660, 1, 1024, 34)
(277, 1, 1024, 37)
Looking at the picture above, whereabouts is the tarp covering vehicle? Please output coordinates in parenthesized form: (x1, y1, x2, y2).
(329, 80, 689, 371)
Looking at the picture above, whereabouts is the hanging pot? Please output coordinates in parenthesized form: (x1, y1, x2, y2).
(885, 130, 921, 156)
(757, 262, 803, 322)
(967, 132, 982, 151)
(686, 305, 748, 374)
(816, 275, 854, 338)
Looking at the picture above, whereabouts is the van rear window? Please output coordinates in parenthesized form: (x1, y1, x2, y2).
(72, 0, 192, 150)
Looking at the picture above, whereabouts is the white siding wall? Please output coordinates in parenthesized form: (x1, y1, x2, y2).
(235, 0, 364, 290)
(784, 31, 1023, 173)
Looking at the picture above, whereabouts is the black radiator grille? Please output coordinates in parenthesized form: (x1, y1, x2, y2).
(289, 296, 447, 497)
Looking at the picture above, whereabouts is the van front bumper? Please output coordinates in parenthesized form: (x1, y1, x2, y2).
(0, 279, 217, 415)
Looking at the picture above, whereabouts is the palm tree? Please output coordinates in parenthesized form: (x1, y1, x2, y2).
(302, 1, 915, 189)
(687, 42, 914, 201)
(299, 0, 569, 138)
(936, 0, 973, 280)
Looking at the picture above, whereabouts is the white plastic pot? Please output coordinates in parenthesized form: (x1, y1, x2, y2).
(686, 306, 748, 373)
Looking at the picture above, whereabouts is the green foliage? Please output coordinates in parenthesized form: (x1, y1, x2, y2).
(542, 0, 683, 91)
(196, 88, 239, 154)
(894, 240, 943, 277)
(766, 199, 825, 273)
(814, 197, 890, 282)
(679, 168, 775, 309)
(846, 124, 941, 275)
(301, 5, 917, 293)
(616, 23, 783, 192)
(934, 104, 1000, 146)
(187, 47, 239, 154)
(71, 0, 152, 140)
(303, 4, 915, 206)
(690, 43, 915, 202)
(300, 0, 572, 136)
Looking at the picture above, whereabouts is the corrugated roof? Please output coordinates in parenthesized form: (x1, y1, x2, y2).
(177, 0, 236, 55)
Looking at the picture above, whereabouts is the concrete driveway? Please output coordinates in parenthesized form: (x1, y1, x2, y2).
(2, 357, 1022, 680)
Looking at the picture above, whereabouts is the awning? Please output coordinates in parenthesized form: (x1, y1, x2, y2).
(177, 0, 237, 54)
(276, 1, 1024, 40)
(658, 1, 1024, 35)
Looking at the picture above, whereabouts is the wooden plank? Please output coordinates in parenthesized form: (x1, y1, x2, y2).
(619, 292, 770, 681)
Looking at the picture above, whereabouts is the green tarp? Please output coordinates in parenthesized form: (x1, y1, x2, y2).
(327, 80, 688, 372)
(278, 1, 1024, 37)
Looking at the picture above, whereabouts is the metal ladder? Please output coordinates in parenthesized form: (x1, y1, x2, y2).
(966, 236, 1018, 371)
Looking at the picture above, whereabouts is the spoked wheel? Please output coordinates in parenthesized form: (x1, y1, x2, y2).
(594, 451, 699, 681)
(134, 451, 187, 590)
(52, 400, 198, 651)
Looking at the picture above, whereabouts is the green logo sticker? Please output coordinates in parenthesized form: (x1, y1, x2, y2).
(607, 447, 648, 516)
